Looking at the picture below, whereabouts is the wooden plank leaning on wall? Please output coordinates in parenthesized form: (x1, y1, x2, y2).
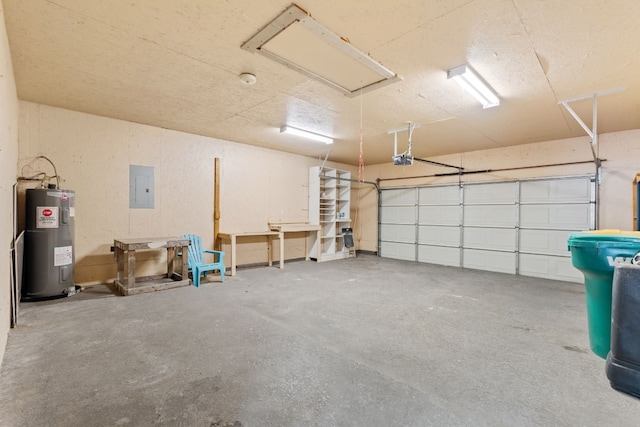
(214, 157, 221, 251)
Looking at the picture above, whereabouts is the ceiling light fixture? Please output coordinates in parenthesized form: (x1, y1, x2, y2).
(280, 125, 333, 144)
(447, 64, 500, 109)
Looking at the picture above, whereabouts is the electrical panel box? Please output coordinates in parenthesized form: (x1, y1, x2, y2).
(129, 165, 154, 209)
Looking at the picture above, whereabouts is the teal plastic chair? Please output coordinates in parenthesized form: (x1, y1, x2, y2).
(182, 234, 225, 287)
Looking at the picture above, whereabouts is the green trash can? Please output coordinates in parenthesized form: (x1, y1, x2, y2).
(568, 230, 640, 359)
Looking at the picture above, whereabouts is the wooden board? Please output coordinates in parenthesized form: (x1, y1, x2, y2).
(114, 276, 190, 296)
(269, 223, 321, 232)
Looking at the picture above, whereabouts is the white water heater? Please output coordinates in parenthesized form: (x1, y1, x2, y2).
(22, 188, 76, 301)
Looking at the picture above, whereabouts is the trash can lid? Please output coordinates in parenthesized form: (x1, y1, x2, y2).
(568, 230, 640, 248)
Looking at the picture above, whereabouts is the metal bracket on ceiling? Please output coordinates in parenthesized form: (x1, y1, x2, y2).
(558, 88, 624, 163)
(319, 149, 332, 171)
(559, 87, 624, 185)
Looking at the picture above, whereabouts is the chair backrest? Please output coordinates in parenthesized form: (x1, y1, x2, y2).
(182, 234, 203, 268)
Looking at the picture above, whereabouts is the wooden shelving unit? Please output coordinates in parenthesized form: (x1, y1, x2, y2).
(309, 166, 351, 261)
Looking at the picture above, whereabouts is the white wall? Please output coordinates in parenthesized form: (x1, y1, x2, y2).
(355, 130, 640, 252)
(0, 2, 19, 365)
(12, 101, 640, 280)
(14, 79, 639, 281)
(18, 102, 355, 284)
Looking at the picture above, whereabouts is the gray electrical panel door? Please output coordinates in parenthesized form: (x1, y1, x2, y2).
(129, 165, 154, 209)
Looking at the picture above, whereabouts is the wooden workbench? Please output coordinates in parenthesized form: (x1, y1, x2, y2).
(113, 236, 190, 296)
(217, 231, 283, 276)
(218, 224, 322, 276)
(269, 223, 321, 261)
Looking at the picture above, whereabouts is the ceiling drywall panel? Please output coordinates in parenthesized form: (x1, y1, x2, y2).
(4, 0, 640, 166)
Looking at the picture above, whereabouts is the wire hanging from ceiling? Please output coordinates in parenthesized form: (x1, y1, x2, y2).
(358, 87, 365, 183)
(353, 87, 366, 251)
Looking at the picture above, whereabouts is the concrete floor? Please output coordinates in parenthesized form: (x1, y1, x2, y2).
(1, 254, 639, 426)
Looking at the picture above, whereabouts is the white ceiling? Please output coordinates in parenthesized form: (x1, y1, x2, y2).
(4, 0, 640, 165)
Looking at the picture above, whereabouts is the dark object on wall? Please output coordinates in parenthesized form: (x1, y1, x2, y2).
(22, 189, 77, 301)
(606, 264, 640, 399)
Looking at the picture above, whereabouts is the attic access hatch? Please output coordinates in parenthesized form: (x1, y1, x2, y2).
(242, 3, 401, 97)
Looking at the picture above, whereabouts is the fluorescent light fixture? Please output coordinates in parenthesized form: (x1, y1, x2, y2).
(447, 64, 500, 109)
(280, 125, 333, 144)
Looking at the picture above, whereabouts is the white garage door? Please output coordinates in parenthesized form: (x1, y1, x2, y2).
(380, 188, 417, 261)
(418, 185, 461, 266)
(518, 177, 594, 282)
(463, 182, 518, 274)
(379, 176, 595, 282)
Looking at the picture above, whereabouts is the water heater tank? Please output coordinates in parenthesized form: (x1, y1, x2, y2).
(22, 188, 76, 301)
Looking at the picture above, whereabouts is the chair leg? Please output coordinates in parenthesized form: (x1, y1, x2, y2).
(219, 267, 225, 283)
(192, 267, 200, 287)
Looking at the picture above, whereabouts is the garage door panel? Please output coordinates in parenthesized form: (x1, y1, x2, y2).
(380, 176, 594, 282)
(519, 253, 583, 282)
(418, 185, 459, 205)
(520, 204, 590, 229)
(380, 224, 415, 243)
(418, 205, 460, 225)
(463, 249, 516, 274)
(418, 245, 461, 267)
(380, 206, 415, 224)
(465, 182, 517, 204)
(380, 241, 415, 261)
(381, 189, 416, 206)
(418, 225, 460, 246)
(464, 205, 517, 227)
(521, 178, 591, 203)
(520, 229, 573, 256)
(463, 227, 516, 251)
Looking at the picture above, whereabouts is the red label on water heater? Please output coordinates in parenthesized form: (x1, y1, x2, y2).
(36, 207, 59, 228)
